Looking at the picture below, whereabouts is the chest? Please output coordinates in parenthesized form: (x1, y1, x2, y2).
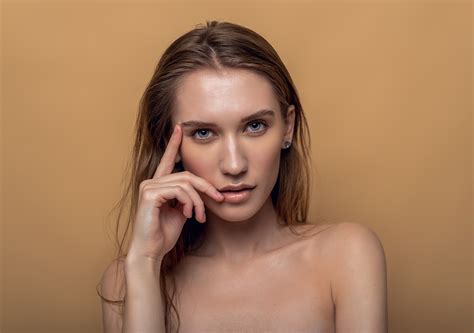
(169, 239, 335, 332)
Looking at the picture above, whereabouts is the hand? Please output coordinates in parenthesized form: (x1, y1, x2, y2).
(126, 124, 224, 263)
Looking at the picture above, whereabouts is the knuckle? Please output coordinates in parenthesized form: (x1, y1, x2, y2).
(141, 189, 156, 202)
(182, 170, 192, 179)
(180, 180, 193, 191)
(172, 185, 186, 195)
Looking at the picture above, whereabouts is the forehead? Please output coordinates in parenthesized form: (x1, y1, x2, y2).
(172, 68, 280, 123)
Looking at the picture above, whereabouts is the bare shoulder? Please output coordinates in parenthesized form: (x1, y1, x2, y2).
(320, 221, 386, 268)
(99, 257, 126, 333)
(328, 221, 385, 255)
(282, 221, 384, 262)
(322, 222, 388, 331)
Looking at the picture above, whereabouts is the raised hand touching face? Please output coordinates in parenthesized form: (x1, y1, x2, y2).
(127, 124, 224, 262)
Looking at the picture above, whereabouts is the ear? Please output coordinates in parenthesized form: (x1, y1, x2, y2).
(282, 104, 295, 145)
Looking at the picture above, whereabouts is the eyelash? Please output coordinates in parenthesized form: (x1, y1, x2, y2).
(190, 120, 269, 141)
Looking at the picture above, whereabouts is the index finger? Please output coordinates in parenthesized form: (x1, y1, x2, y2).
(153, 123, 182, 179)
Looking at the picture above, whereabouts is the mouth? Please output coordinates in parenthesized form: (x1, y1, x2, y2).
(218, 184, 256, 192)
(218, 187, 255, 203)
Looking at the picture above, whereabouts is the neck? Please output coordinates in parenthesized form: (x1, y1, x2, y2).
(196, 197, 287, 266)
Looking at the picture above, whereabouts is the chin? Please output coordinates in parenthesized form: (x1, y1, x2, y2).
(205, 202, 260, 222)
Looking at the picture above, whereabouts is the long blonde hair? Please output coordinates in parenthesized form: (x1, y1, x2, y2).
(97, 20, 313, 333)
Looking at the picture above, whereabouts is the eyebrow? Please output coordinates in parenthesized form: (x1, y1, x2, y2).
(180, 109, 275, 128)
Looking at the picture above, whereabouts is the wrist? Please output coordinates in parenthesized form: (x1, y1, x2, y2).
(125, 254, 163, 275)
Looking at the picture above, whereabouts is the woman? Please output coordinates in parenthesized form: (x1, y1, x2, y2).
(97, 20, 388, 333)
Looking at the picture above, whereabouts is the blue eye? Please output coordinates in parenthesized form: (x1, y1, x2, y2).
(248, 121, 266, 132)
(191, 120, 268, 141)
(193, 129, 212, 140)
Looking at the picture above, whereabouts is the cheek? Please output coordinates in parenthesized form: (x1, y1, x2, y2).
(250, 141, 282, 181)
(179, 142, 214, 176)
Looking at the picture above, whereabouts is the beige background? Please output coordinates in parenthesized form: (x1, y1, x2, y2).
(1, 1, 472, 332)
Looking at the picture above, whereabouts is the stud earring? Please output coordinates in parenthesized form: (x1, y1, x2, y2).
(283, 141, 291, 149)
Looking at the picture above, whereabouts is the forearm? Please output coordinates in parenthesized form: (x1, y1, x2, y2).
(122, 256, 166, 333)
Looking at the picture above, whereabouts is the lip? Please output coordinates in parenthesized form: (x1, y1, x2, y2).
(219, 188, 254, 204)
(218, 183, 256, 192)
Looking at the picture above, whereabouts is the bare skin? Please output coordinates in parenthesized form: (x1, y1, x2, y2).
(171, 68, 298, 265)
(164, 68, 340, 330)
(101, 67, 388, 332)
(102, 219, 387, 332)
(169, 222, 339, 333)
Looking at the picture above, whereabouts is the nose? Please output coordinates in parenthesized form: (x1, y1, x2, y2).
(219, 136, 248, 176)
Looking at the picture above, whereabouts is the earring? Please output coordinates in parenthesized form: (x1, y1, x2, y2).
(283, 141, 291, 149)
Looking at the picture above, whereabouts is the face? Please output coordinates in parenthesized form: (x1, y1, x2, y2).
(171, 68, 295, 222)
